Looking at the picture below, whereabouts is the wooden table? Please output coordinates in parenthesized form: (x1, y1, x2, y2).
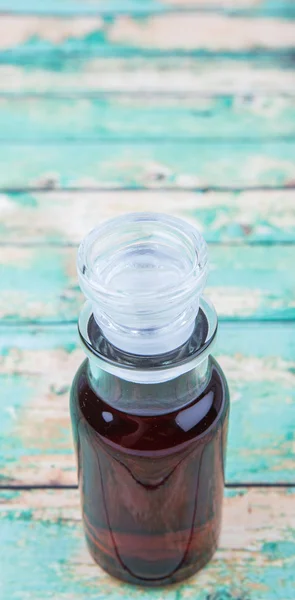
(0, 1, 295, 598)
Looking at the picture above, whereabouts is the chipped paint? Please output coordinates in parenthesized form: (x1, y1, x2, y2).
(1, 189, 295, 244)
(1, 95, 295, 140)
(0, 14, 294, 54)
(0, 60, 294, 94)
(0, 141, 294, 189)
(109, 14, 295, 50)
(0, 16, 104, 49)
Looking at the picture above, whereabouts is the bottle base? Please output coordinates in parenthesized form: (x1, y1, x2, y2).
(85, 533, 218, 587)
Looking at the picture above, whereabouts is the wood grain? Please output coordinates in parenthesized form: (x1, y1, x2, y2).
(1, 58, 294, 94)
(0, 14, 294, 60)
(1, 487, 295, 599)
(0, 140, 294, 189)
(2, 189, 294, 244)
(0, 322, 294, 485)
(0, 95, 294, 140)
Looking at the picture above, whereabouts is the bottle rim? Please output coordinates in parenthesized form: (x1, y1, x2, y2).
(77, 212, 208, 303)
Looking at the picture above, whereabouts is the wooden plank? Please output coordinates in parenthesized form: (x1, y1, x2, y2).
(101, 14, 295, 53)
(1, 487, 295, 599)
(0, 140, 294, 189)
(0, 322, 294, 485)
(1, 58, 294, 95)
(0, 14, 294, 60)
(161, 0, 295, 16)
(0, 95, 295, 141)
(1, 0, 294, 17)
(1, 189, 295, 244)
(1, 245, 295, 323)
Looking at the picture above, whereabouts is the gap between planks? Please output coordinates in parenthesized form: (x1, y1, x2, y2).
(1, 483, 295, 491)
(1, 136, 295, 143)
(1, 318, 295, 327)
(0, 92, 295, 98)
(0, 185, 294, 192)
(0, 241, 294, 248)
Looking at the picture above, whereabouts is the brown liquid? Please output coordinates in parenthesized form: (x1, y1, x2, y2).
(70, 357, 229, 586)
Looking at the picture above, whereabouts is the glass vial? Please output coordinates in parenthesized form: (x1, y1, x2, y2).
(70, 213, 229, 586)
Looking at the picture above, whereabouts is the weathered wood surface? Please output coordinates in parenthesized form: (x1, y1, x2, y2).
(1, 245, 294, 322)
(2, 189, 294, 244)
(1, 58, 294, 94)
(1, 8, 294, 97)
(1, 14, 295, 61)
(1, 0, 294, 596)
(0, 322, 294, 486)
(2, 0, 295, 17)
(1, 487, 295, 599)
(0, 141, 294, 189)
(0, 95, 294, 140)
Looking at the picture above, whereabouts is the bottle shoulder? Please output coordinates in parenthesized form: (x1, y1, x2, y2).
(70, 358, 229, 453)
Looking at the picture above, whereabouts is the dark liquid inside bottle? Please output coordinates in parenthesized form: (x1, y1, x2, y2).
(70, 357, 229, 586)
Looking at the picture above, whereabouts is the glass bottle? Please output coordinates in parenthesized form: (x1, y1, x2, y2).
(70, 213, 229, 586)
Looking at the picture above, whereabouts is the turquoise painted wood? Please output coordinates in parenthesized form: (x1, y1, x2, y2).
(0, 95, 294, 140)
(0, 323, 294, 485)
(0, 0, 294, 597)
(1, 488, 295, 600)
(0, 245, 295, 322)
(0, 140, 294, 189)
(1, 0, 295, 17)
(1, 57, 293, 96)
(2, 47, 293, 64)
(0, 14, 294, 65)
(2, 189, 294, 244)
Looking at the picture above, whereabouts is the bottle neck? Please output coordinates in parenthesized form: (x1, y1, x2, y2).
(93, 303, 198, 356)
(78, 297, 217, 385)
(87, 355, 211, 416)
(78, 298, 217, 415)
